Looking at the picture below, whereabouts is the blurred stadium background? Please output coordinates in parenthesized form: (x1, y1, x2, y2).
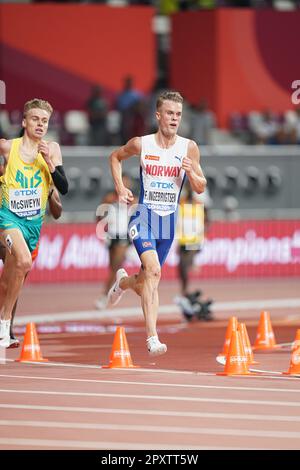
(1, 0, 300, 284)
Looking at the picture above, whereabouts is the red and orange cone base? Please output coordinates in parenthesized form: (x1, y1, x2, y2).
(292, 329, 300, 353)
(218, 316, 238, 359)
(253, 311, 278, 350)
(238, 322, 258, 365)
(283, 346, 300, 376)
(217, 329, 251, 376)
(103, 326, 139, 368)
(16, 322, 48, 362)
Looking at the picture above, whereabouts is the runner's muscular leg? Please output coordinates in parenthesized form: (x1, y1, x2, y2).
(0, 229, 32, 320)
(119, 250, 161, 336)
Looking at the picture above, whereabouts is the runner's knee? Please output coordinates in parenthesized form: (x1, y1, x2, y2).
(143, 264, 161, 282)
(15, 254, 32, 275)
(0, 278, 8, 296)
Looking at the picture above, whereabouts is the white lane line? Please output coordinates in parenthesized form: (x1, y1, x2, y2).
(1, 403, 300, 422)
(3, 359, 299, 381)
(5, 359, 213, 377)
(0, 438, 253, 450)
(1, 419, 300, 439)
(1, 373, 300, 393)
(14, 297, 300, 325)
(1, 388, 300, 406)
(3, 360, 214, 375)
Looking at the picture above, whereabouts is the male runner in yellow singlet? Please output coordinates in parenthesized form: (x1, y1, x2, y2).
(0, 185, 62, 347)
(0, 99, 68, 347)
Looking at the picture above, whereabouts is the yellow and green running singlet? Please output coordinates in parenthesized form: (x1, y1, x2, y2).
(0, 138, 52, 251)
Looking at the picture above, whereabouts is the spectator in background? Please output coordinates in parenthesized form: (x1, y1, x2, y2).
(190, 99, 216, 145)
(86, 85, 108, 145)
(126, 99, 147, 140)
(95, 174, 137, 310)
(0, 122, 7, 141)
(283, 108, 300, 144)
(177, 181, 211, 296)
(116, 76, 143, 143)
(175, 181, 213, 322)
(250, 109, 280, 145)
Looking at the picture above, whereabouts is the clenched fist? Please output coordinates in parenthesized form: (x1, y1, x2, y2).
(181, 157, 193, 174)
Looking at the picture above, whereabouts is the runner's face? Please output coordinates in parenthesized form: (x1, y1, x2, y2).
(22, 108, 50, 140)
(156, 100, 182, 137)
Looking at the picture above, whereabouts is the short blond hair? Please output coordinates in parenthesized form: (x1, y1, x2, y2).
(23, 98, 53, 117)
(156, 91, 183, 110)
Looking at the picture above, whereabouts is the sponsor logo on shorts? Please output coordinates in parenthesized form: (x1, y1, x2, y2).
(142, 241, 153, 248)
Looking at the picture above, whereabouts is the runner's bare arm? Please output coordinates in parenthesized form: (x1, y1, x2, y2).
(48, 186, 62, 220)
(38, 141, 62, 172)
(39, 141, 68, 195)
(182, 140, 207, 194)
(0, 139, 12, 162)
(110, 137, 141, 204)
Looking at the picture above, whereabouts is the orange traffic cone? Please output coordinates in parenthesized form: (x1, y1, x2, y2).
(253, 311, 278, 350)
(218, 316, 238, 359)
(217, 329, 251, 376)
(292, 329, 300, 352)
(16, 323, 48, 362)
(103, 326, 139, 368)
(238, 322, 258, 365)
(283, 346, 300, 376)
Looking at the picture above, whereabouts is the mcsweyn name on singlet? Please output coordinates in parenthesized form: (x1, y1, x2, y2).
(9, 188, 42, 217)
(10, 198, 41, 210)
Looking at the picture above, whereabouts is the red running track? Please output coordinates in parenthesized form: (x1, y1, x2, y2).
(0, 278, 300, 450)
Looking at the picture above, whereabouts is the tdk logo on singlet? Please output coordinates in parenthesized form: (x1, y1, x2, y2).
(150, 181, 174, 189)
(14, 189, 39, 196)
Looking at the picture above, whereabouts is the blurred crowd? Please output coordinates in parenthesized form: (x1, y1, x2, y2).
(31, 0, 300, 12)
(1, 76, 300, 146)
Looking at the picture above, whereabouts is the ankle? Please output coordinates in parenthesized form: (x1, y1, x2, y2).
(147, 334, 158, 341)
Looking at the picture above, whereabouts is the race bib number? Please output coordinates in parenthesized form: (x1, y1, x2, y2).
(9, 188, 42, 218)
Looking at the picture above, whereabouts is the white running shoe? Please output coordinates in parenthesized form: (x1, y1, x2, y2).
(8, 336, 20, 349)
(147, 335, 167, 356)
(0, 320, 11, 348)
(94, 295, 108, 310)
(107, 268, 128, 307)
